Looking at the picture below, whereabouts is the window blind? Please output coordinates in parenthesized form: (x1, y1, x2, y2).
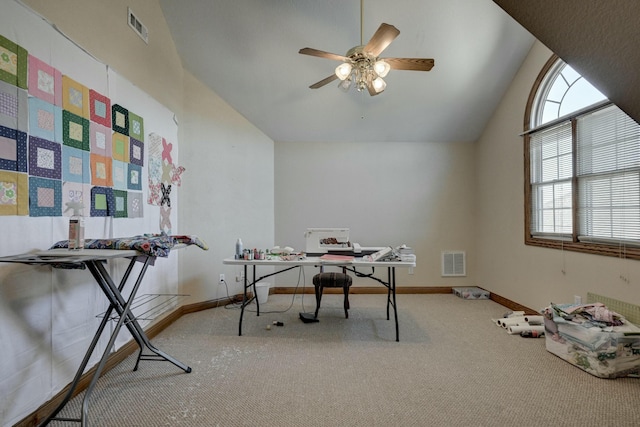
(577, 105, 640, 241)
(529, 122, 573, 235)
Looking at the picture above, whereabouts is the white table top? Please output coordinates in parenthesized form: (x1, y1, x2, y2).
(223, 256, 416, 268)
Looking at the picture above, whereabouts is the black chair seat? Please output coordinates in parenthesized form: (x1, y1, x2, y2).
(312, 272, 352, 319)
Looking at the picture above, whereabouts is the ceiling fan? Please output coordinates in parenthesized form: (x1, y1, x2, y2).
(299, 2, 434, 96)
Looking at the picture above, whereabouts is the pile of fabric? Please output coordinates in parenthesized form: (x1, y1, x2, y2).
(51, 233, 208, 257)
(543, 302, 640, 378)
(544, 302, 624, 328)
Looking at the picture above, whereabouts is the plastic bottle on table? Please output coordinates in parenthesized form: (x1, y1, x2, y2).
(235, 238, 243, 259)
(68, 204, 85, 250)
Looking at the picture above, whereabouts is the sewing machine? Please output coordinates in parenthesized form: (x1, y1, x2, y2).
(304, 228, 380, 256)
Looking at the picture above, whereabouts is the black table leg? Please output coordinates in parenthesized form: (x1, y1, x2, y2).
(239, 264, 248, 336)
(391, 267, 399, 342)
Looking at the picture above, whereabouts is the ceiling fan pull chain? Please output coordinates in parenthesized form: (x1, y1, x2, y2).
(360, 0, 364, 46)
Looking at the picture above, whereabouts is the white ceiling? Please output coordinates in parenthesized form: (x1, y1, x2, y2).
(159, 0, 534, 143)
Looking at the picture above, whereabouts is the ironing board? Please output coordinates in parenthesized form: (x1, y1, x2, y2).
(0, 234, 207, 426)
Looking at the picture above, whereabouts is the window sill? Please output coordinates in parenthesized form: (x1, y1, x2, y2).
(525, 236, 640, 260)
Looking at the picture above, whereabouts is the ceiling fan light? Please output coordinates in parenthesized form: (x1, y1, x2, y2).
(338, 77, 352, 92)
(335, 62, 352, 80)
(372, 76, 386, 93)
(374, 60, 390, 77)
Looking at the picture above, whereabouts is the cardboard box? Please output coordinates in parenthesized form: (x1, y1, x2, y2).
(453, 287, 490, 300)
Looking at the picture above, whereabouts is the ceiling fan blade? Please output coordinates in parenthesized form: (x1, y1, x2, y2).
(299, 47, 349, 62)
(364, 23, 400, 57)
(385, 57, 435, 71)
(309, 74, 339, 89)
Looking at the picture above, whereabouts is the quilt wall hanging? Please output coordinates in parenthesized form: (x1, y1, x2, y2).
(148, 132, 185, 234)
(0, 33, 181, 227)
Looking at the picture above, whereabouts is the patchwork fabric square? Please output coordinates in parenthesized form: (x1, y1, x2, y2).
(113, 189, 127, 218)
(89, 121, 112, 157)
(89, 89, 111, 127)
(161, 138, 173, 164)
(0, 35, 28, 89)
(159, 205, 171, 234)
(129, 137, 144, 166)
(29, 176, 62, 217)
(127, 191, 143, 218)
(62, 110, 90, 151)
(62, 145, 90, 183)
(148, 132, 163, 184)
(28, 136, 61, 179)
(147, 178, 161, 206)
(0, 79, 28, 132)
(90, 153, 113, 187)
(170, 164, 185, 187)
(90, 186, 114, 217)
(127, 163, 142, 191)
(160, 183, 171, 207)
(0, 170, 28, 215)
(112, 104, 129, 135)
(112, 159, 127, 190)
(112, 132, 129, 162)
(61, 182, 91, 217)
(29, 97, 62, 142)
(128, 111, 144, 141)
(0, 125, 27, 172)
(62, 75, 89, 118)
(28, 54, 62, 106)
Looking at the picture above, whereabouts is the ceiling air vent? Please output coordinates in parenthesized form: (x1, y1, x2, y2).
(441, 251, 466, 277)
(128, 7, 148, 44)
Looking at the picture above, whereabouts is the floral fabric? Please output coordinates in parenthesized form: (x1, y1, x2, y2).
(51, 233, 208, 257)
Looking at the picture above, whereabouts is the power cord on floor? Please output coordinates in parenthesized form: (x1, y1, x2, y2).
(221, 265, 311, 314)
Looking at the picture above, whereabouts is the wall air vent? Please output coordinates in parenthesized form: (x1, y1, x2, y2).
(441, 251, 466, 277)
(128, 7, 148, 44)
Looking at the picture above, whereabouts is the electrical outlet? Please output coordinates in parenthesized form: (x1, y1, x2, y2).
(236, 271, 244, 282)
(219, 274, 225, 283)
(574, 295, 582, 305)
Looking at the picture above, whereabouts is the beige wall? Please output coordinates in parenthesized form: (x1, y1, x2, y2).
(22, 0, 184, 115)
(274, 140, 477, 288)
(2, 1, 273, 424)
(20, 0, 275, 304)
(180, 71, 274, 303)
(476, 40, 640, 310)
(5, 2, 639, 424)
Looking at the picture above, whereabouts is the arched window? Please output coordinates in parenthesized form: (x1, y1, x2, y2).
(524, 56, 640, 259)
(530, 60, 606, 128)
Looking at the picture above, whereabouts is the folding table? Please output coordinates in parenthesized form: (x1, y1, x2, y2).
(223, 256, 416, 342)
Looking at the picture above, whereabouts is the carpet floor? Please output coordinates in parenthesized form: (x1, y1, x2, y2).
(50, 293, 640, 426)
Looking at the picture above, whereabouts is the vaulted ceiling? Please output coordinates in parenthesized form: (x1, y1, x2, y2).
(159, 0, 535, 143)
(493, 0, 640, 127)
